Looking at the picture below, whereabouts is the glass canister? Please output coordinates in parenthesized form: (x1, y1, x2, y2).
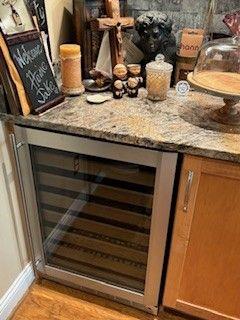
(146, 55, 173, 101)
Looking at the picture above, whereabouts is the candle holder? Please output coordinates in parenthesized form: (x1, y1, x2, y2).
(146, 55, 173, 101)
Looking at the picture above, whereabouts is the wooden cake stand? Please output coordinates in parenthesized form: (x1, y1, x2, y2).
(188, 71, 240, 125)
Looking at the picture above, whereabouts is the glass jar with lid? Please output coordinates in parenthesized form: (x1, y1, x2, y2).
(146, 54, 173, 101)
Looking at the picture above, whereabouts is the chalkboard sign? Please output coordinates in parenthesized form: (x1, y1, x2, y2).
(9, 37, 64, 114)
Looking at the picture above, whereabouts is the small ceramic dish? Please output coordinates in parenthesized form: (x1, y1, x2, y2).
(86, 94, 112, 104)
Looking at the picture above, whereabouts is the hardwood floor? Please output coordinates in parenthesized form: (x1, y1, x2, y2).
(11, 280, 189, 320)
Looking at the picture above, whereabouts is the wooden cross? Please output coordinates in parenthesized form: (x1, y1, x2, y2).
(94, 0, 134, 67)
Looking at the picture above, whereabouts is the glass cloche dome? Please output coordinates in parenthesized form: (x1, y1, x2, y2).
(191, 36, 240, 96)
(187, 36, 240, 125)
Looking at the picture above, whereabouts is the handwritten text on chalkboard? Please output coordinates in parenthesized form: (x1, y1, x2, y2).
(10, 38, 61, 109)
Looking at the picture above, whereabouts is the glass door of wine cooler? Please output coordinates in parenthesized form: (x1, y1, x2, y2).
(13, 126, 177, 315)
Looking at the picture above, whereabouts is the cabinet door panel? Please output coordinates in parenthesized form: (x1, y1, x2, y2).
(164, 155, 240, 320)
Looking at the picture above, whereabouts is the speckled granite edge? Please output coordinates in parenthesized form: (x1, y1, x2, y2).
(1, 90, 240, 164)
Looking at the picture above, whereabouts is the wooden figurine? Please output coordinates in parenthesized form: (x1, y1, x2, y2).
(113, 63, 127, 80)
(127, 64, 143, 87)
(94, 0, 134, 67)
(113, 79, 124, 99)
(126, 77, 139, 98)
(112, 63, 127, 99)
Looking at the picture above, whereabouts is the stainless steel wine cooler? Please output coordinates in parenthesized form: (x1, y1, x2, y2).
(12, 125, 177, 314)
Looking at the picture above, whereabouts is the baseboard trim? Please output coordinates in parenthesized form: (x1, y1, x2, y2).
(0, 263, 35, 320)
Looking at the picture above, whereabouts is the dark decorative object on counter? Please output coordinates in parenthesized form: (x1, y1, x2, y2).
(135, 12, 177, 66)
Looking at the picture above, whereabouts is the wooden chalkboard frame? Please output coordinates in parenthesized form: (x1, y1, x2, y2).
(0, 0, 64, 115)
(6, 35, 65, 114)
(1, 34, 64, 115)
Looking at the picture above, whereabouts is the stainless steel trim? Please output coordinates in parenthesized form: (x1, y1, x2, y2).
(13, 124, 178, 314)
(21, 127, 159, 167)
(10, 129, 46, 275)
(10, 133, 38, 276)
(143, 152, 178, 308)
(183, 170, 194, 213)
(44, 265, 144, 305)
(1, 160, 25, 268)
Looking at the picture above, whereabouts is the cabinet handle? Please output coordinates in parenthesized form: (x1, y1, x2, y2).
(183, 170, 194, 212)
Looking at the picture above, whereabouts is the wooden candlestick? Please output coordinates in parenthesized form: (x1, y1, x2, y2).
(60, 44, 85, 96)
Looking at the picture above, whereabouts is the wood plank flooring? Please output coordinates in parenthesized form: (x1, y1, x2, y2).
(11, 280, 190, 320)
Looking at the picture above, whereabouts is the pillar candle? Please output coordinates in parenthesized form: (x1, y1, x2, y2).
(60, 44, 85, 96)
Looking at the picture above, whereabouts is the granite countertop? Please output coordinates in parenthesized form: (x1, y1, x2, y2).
(1, 89, 240, 163)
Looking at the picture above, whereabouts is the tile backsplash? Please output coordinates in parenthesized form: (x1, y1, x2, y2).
(128, 0, 240, 37)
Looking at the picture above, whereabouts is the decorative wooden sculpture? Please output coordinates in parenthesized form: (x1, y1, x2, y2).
(73, 0, 127, 78)
(94, 0, 134, 67)
(112, 79, 124, 99)
(112, 63, 127, 99)
(126, 77, 139, 98)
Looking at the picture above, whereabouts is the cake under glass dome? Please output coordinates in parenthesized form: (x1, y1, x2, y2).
(188, 36, 240, 125)
(191, 36, 240, 95)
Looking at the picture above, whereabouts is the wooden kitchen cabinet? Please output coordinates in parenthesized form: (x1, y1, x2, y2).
(163, 155, 240, 320)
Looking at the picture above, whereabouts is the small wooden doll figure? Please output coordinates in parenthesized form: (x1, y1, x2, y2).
(113, 80, 125, 99)
(126, 77, 139, 98)
(127, 64, 143, 87)
(113, 64, 128, 81)
(112, 64, 128, 99)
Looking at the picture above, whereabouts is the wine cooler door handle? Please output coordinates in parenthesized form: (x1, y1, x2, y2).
(183, 170, 194, 213)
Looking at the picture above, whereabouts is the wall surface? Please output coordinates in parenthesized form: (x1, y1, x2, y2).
(0, 122, 30, 311)
(128, 0, 240, 37)
(45, 0, 73, 63)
